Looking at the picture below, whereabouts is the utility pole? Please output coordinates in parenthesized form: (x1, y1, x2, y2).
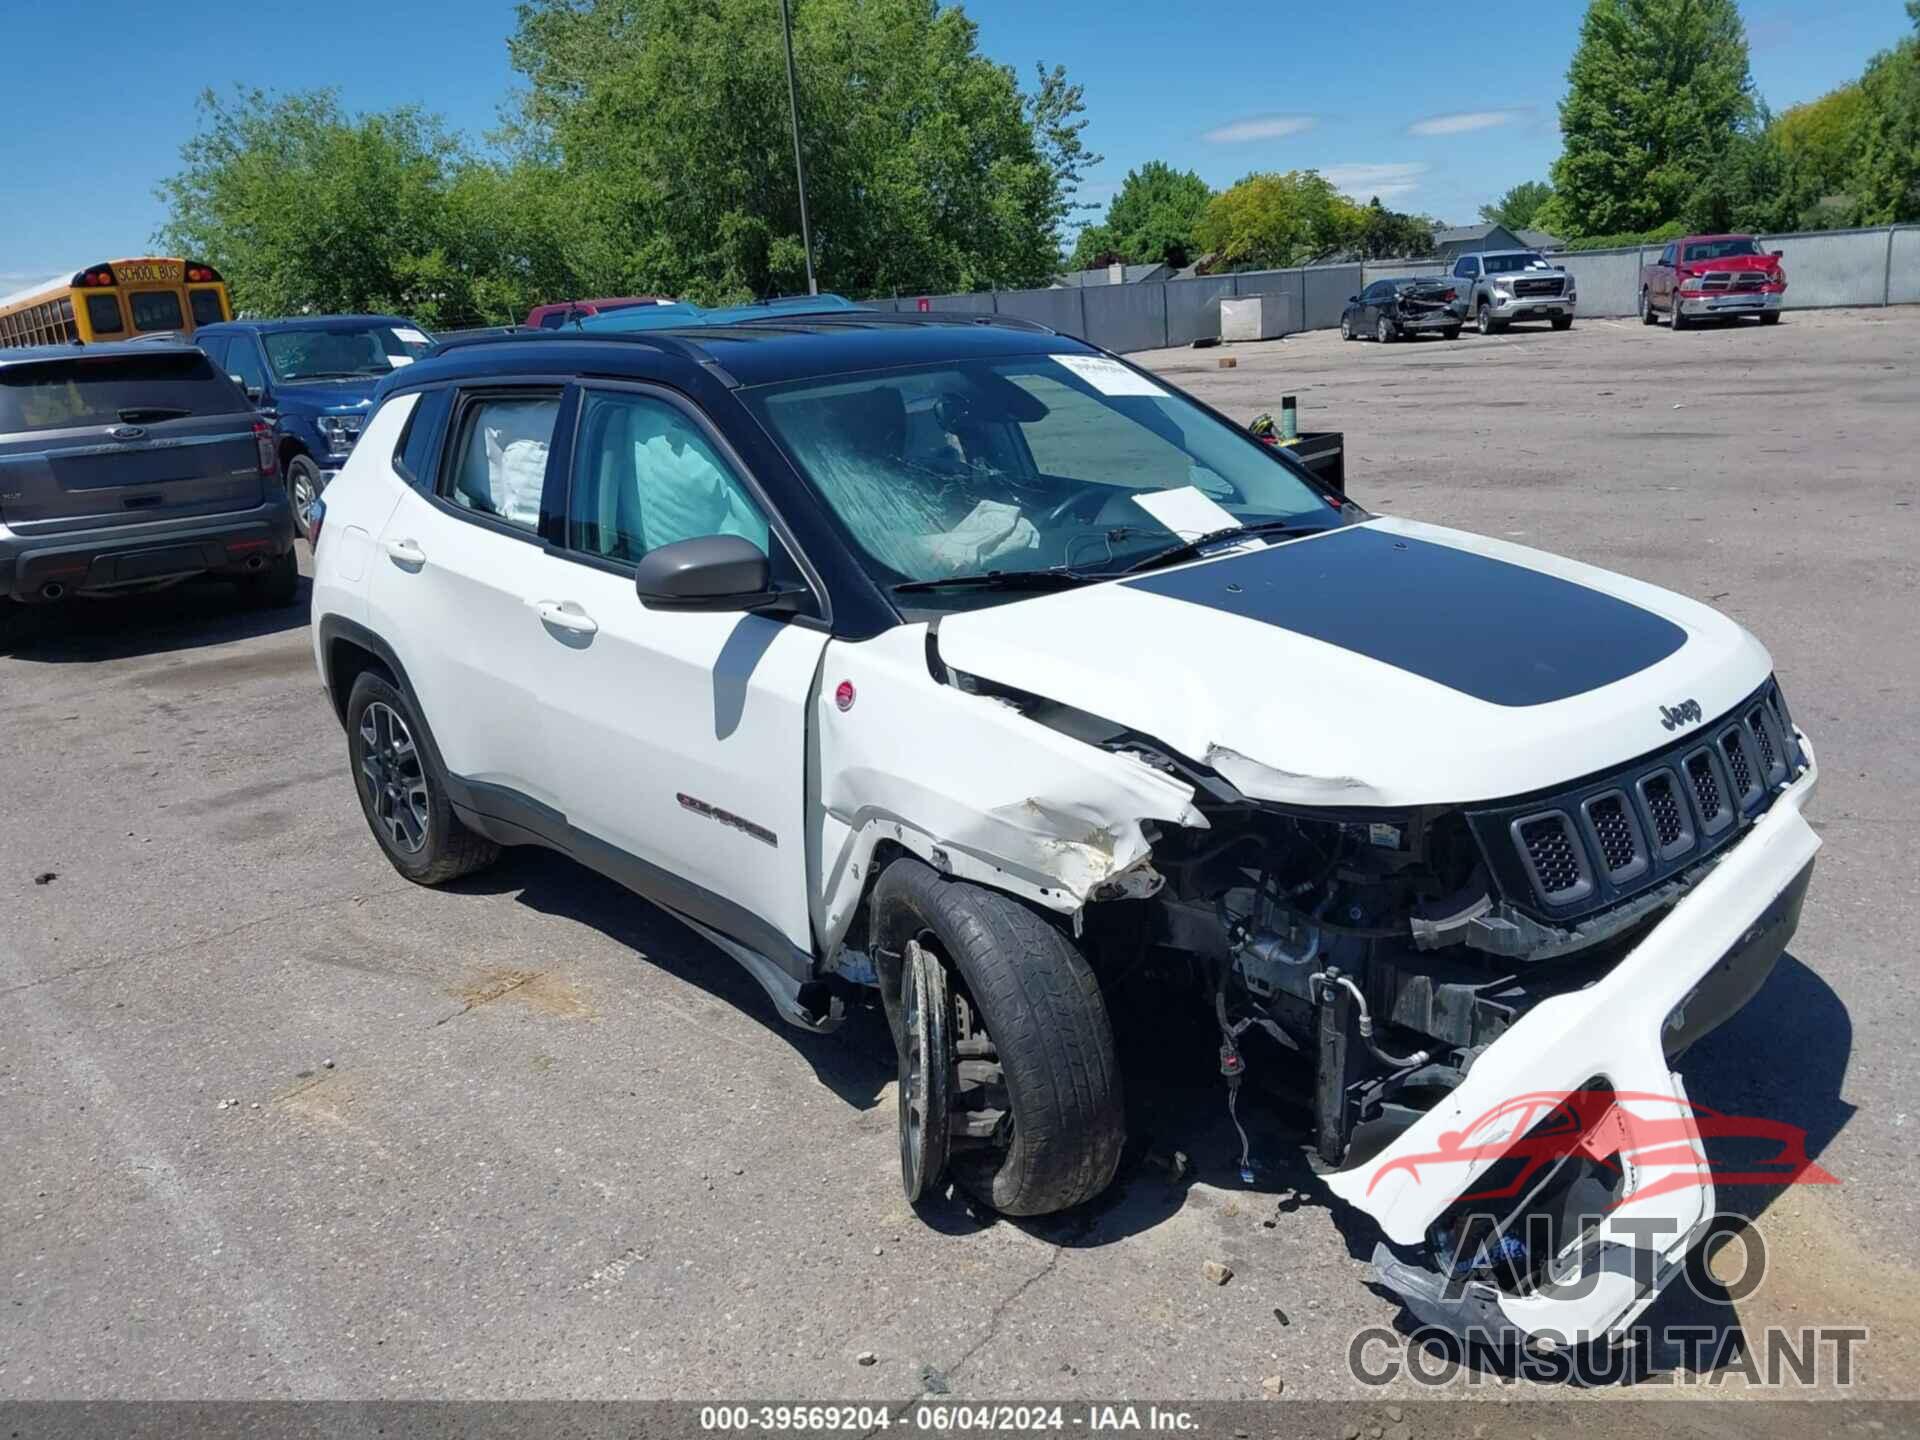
(779, 0, 818, 295)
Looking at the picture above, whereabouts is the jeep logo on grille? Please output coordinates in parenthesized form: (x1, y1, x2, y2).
(1660, 699, 1704, 731)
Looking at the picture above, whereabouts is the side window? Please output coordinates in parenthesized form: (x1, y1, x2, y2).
(443, 392, 560, 532)
(566, 390, 770, 563)
(1453, 257, 1475, 279)
(392, 389, 451, 489)
(1659, 244, 1676, 267)
(227, 338, 267, 395)
(198, 335, 230, 370)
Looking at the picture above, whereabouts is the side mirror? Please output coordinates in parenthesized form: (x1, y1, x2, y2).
(1771, 249, 1784, 258)
(634, 534, 804, 614)
(1347, 295, 1359, 304)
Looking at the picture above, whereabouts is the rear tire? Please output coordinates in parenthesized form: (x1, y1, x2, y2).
(345, 670, 499, 886)
(1641, 288, 1657, 326)
(239, 547, 299, 608)
(1340, 314, 1354, 341)
(872, 858, 1124, 1218)
(0, 598, 39, 652)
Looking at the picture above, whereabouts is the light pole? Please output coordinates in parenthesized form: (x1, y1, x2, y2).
(779, 0, 818, 295)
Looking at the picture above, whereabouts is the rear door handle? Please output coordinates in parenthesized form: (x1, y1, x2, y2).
(528, 599, 598, 637)
(384, 538, 426, 568)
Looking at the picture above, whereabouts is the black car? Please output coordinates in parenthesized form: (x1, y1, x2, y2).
(1341, 277, 1462, 343)
(0, 342, 298, 645)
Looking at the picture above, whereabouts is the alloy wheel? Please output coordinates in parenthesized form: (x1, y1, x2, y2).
(358, 702, 430, 854)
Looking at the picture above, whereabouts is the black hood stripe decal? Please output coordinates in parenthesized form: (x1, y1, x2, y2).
(1123, 527, 1687, 707)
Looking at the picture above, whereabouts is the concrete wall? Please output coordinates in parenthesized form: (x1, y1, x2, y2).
(877, 224, 1920, 351)
(1558, 247, 1647, 318)
(1890, 227, 1920, 307)
(1759, 228, 1892, 310)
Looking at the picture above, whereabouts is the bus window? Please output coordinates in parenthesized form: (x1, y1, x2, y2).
(190, 289, 226, 326)
(131, 291, 185, 332)
(86, 295, 125, 335)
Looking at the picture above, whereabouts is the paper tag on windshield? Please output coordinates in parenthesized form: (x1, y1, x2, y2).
(386, 354, 415, 367)
(1130, 485, 1240, 539)
(1051, 353, 1168, 397)
(392, 327, 430, 346)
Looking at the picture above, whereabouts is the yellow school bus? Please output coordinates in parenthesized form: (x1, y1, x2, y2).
(0, 257, 233, 348)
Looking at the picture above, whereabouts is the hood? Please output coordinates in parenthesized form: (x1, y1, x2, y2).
(1680, 253, 1778, 275)
(932, 517, 1773, 809)
(273, 379, 381, 413)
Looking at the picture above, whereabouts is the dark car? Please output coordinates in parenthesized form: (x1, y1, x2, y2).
(0, 342, 296, 645)
(1341, 277, 1462, 343)
(194, 316, 435, 539)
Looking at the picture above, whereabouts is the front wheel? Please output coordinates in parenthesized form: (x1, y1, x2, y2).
(1375, 315, 1394, 343)
(1760, 311, 1781, 325)
(873, 858, 1124, 1217)
(1671, 295, 1689, 330)
(1476, 302, 1498, 335)
(345, 670, 500, 886)
(1551, 314, 1574, 331)
(1442, 326, 1462, 340)
(287, 455, 324, 542)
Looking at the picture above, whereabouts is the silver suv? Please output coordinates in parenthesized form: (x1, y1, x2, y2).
(1449, 250, 1576, 333)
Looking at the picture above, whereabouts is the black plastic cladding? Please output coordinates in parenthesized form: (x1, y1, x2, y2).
(1466, 677, 1804, 920)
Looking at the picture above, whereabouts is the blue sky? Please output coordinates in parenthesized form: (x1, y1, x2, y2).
(0, 0, 1912, 292)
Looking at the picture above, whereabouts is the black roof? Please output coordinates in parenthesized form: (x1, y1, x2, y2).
(0, 339, 206, 369)
(398, 313, 1093, 394)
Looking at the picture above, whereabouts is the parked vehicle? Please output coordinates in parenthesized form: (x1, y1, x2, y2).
(310, 307, 1818, 1348)
(0, 257, 232, 349)
(1640, 235, 1786, 329)
(0, 342, 296, 644)
(1341, 278, 1461, 342)
(524, 297, 674, 329)
(1447, 250, 1576, 333)
(194, 317, 435, 540)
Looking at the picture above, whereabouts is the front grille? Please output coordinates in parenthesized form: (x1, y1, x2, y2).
(1467, 678, 1801, 916)
(1514, 278, 1564, 297)
(1583, 792, 1645, 879)
(1515, 813, 1591, 902)
(1720, 727, 1758, 804)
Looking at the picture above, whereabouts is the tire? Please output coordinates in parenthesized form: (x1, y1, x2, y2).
(1641, 288, 1657, 326)
(344, 670, 499, 886)
(1375, 315, 1394, 343)
(1760, 311, 1781, 325)
(0, 598, 39, 652)
(287, 455, 324, 542)
(1551, 314, 1573, 331)
(238, 547, 299, 608)
(871, 858, 1124, 1217)
(1442, 327, 1462, 340)
(1476, 301, 1499, 335)
(1340, 314, 1354, 341)
(1670, 295, 1688, 331)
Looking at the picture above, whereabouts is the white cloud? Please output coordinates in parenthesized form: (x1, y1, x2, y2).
(1407, 110, 1525, 136)
(1202, 114, 1317, 144)
(1320, 163, 1430, 199)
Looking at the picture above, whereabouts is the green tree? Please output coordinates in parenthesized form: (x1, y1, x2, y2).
(1069, 161, 1212, 269)
(155, 89, 529, 327)
(1682, 106, 1794, 235)
(1192, 170, 1352, 268)
(1479, 180, 1556, 231)
(506, 0, 1083, 301)
(1351, 197, 1436, 259)
(1848, 6, 1920, 224)
(1028, 63, 1103, 249)
(1550, 0, 1756, 237)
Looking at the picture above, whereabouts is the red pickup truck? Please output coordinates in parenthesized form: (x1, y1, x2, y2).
(1640, 234, 1787, 329)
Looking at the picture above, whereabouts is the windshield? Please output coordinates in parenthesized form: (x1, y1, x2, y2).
(1482, 252, 1552, 275)
(262, 324, 433, 381)
(1683, 238, 1762, 262)
(742, 353, 1339, 597)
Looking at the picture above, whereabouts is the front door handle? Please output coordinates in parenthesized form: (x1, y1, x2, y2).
(384, 538, 426, 568)
(528, 599, 598, 637)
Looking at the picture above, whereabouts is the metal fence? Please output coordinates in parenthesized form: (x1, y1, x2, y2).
(876, 224, 1920, 351)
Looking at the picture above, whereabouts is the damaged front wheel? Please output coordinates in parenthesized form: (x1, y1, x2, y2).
(874, 859, 1125, 1217)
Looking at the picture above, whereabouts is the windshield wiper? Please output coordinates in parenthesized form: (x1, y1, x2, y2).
(1119, 519, 1324, 575)
(289, 371, 366, 381)
(892, 568, 1101, 595)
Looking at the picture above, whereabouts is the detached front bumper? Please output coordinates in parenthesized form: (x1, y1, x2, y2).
(1327, 737, 1821, 1346)
(1679, 290, 1784, 317)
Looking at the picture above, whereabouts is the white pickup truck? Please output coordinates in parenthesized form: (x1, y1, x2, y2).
(1448, 249, 1577, 333)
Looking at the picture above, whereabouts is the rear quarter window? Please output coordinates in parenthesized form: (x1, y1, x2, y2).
(0, 353, 246, 433)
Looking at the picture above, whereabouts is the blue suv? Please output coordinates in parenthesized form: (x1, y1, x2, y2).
(194, 316, 434, 538)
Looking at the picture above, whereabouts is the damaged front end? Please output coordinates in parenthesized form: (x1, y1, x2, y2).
(925, 658, 1818, 1346)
